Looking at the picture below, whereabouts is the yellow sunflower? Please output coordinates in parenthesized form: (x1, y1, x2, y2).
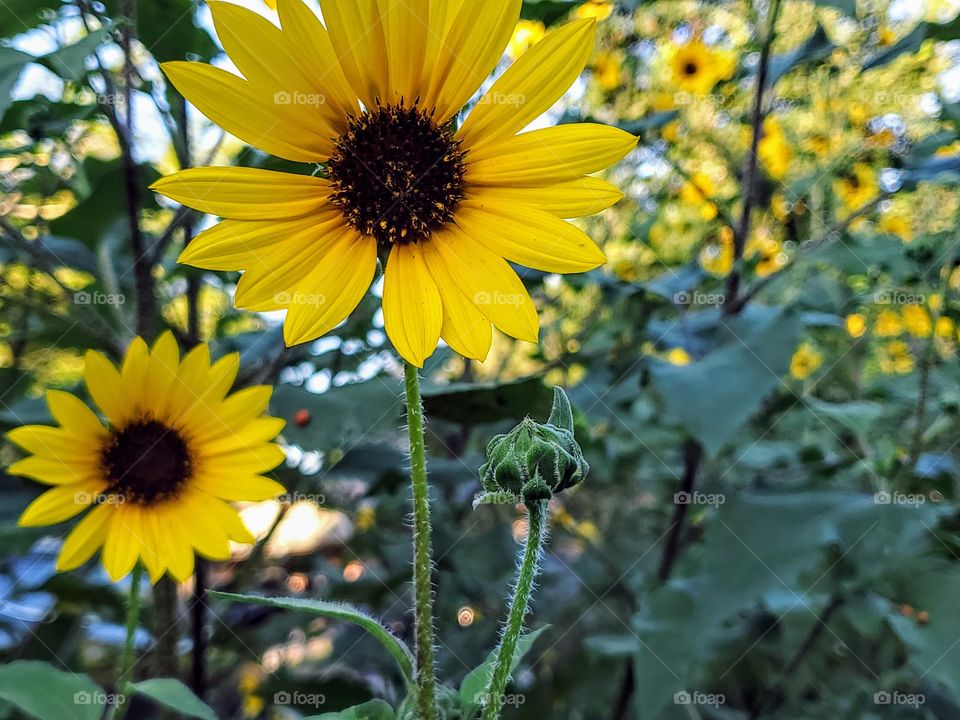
(152, 0, 636, 367)
(6, 332, 286, 583)
(667, 38, 735, 95)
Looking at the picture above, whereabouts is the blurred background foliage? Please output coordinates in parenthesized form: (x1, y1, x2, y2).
(2, 0, 960, 718)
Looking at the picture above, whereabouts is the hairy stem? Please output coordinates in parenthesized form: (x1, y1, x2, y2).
(109, 564, 143, 720)
(482, 501, 548, 720)
(404, 361, 437, 720)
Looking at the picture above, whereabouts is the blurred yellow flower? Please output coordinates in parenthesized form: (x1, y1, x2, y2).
(509, 19, 546, 59)
(936, 315, 955, 338)
(834, 163, 878, 211)
(666, 347, 692, 366)
(680, 171, 718, 220)
(790, 343, 822, 380)
(878, 340, 914, 374)
(699, 227, 735, 276)
(667, 38, 735, 95)
(845, 313, 867, 338)
(593, 51, 624, 90)
(879, 211, 913, 242)
(874, 309, 903, 336)
(748, 226, 787, 277)
(758, 117, 792, 180)
(575, 1, 614, 21)
(902, 304, 932, 338)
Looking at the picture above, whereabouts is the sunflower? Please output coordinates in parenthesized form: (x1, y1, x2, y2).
(667, 38, 735, 96)
(6, 332, 286, 583)
(152, 0, 637, 367)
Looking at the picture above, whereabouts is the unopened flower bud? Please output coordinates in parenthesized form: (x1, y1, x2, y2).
(478, 388, 588, 505)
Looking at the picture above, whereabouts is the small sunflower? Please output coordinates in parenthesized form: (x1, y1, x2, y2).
(6, 332, 286, 583)
(153, 0, 637, 367)
(667, 38, 735, 96)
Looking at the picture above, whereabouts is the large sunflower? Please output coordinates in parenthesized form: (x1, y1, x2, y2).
(153, 0, 637, 366)
(6, 332, 286, 583)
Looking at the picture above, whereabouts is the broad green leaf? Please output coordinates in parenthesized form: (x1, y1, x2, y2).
(0, 661, 104, 720)
(102, 0, 218, 63)
(308, 699, 395, 720)
(270, 380, 402, 453)
(0, 0, 61, 37)
(803, 398, 884, 435)
(421, 377, 553, 424)
(459, 625, 550, 716)
(649, 306, 802, 456)
(210, 592, 415, 685)
(129, 679, 217, 720)
(769, 24, 836, 86)
(40, 27, 110, 81)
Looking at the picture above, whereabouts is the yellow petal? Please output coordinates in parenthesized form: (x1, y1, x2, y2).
(165, 344, 212, 421)
(426, 0, 522, 121)
(6, 425, 95, 462)
(200, 495, 256, 543)
(193, 473, 286, 502)
(83, 350, 127, 424)
(468, 177, 624, 218)
(152, 167, 333, 221)
(199, 417, 286, 455)
(423, 225, 539, 343)
(162, 61, 332, 163)
(201, 444, 286, 474)
(119, 337, 150, 414)
(7, 456, 98, 485)
(143, 331, 181, 419)
(57, 503, 113, 572)
(466, 123, 637, 186)
(18, 479, 106, 527)
(381, 0, 429, 102)
(283, 230, 378, 346)
(456, 199, 606, 273)
(154, 506, 195, 582)
(45, 390, 106, 439)
(382, 243, 443, 367)
(188, 386, 273, 445)
(180, 490, 231, 560)
(139, 511, 166, 583)
(102, 505, 142, 582)
(319, 0, 388, 108)
(459, 19, 596, 150)
(276, 0, 359, 119)
(424, 257, 493, 361)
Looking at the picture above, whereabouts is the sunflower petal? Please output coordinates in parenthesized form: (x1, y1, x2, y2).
(193, 473, 286, 502)
(6, 425, 95, 462)
(57, 503, 113, 572)
(283, 230, 377, 346)
(459, 19, 596, 150)
(319, 0, 388, 108)
(83, 351, 126, 424)
(382, 243, 443, 367)
(152, 167, 333, 221)
(467, 177, 624, 218)
(457, 200, 606, 273)
(45, 391, 106, 439)
(467, 123, 638, 186)
(18, 479, 106, 527)
(423, 226, 538, 343)
(426, 0, 522, 121)
(102, 506, 142, 582)
(424, 255, 493, 362)
(381, 0, 430, 102)
(162, 61, 332, 162)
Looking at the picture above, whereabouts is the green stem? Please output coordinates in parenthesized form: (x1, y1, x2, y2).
(482, 501, 548, 720)
(109, 564, 143, 720)
(404, 361, 437, 720)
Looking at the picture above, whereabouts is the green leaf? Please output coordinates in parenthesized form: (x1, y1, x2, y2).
(459, 625, 550, 716)
(769, 24, 836, 86)
(307, 699, 395, 720)
(40, 27, 111, 81)
(210, 591, 415, 685)
(102, 0, 218, 63)
(0, 47, 33, 118)
(270, 379, 403, 453)
(0, 0, 61, 37)
(421, 377, 554, 424)
(129, 679, 217, 720)
(0, 661, 104, 720)
(649, 306, 802, 457)
(803, 398, 884, 435)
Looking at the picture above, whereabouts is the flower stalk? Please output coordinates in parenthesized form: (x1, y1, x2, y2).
(109, 563, 143, 720)
(482, 500, 548, 720)
(403, 361, 438, 720)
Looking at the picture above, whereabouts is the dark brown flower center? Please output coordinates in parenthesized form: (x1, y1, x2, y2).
(101, 420, 192, 505)
(683, 61, 699, 76)
(328, 102, 466, 248)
